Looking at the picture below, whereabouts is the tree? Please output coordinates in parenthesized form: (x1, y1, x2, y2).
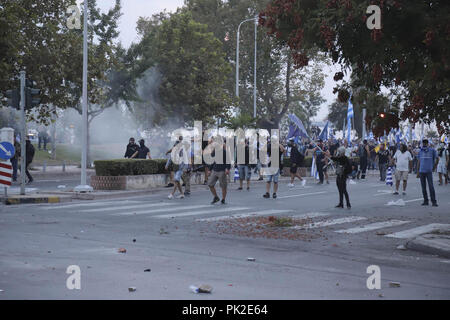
(259, 0, 450, 132)
(131, 11, 232, 127)
(184, 0, 327, 129)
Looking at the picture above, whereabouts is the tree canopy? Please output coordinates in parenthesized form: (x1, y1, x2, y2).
(259, 0, 450, 132)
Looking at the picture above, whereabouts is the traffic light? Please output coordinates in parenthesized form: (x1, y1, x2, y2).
(25, 79, 41, 110)
(5, 89, 20, 109)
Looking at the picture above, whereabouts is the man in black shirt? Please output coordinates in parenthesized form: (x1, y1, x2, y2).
(207, 137, 231, 204)
(376, 144, 390, 181)
(132, 139, 151, 159)
(287, 139, 305, 187)
(124, 137, 139, 158)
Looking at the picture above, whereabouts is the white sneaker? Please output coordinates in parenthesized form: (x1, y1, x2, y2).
(177, 194, 185, 199)
(301, 180, 306, 187)
(288, 183, 294, 187)
(168, 194, 174, 199)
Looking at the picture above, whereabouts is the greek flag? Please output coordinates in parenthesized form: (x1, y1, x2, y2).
(386, 167, 393, 186)
(347, 96, 353, 145)
(310, 156, 320, 180)
(369, 131, 374, 140)
(412, 130, 417, 141)
(318, 121, 329, 141)
(234, 167, 239, 182)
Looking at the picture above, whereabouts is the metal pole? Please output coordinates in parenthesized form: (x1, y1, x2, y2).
(236, 28, 240, 97)
(362, 108, 366, 140)
(20, 71, 26, 195)
(75, 0, 93, 192)
(253, 17, 257, 118)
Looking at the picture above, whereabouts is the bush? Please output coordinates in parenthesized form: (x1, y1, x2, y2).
(94, 159, 175, 176)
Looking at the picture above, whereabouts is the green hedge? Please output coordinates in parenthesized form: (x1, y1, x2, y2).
(94, 159, 176, 176)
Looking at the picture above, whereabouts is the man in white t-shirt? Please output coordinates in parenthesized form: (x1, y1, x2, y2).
(393, 144, 413, 195)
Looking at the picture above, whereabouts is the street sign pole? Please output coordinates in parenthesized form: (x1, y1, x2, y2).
(20, 71, 26, 195)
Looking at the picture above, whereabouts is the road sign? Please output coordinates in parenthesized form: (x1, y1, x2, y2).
(0, 160, 13, 187)
(0, 141, 15, 160)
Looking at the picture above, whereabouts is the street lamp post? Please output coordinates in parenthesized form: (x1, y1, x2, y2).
(74, 0, 93, 193)
(235, 16, 258, 118)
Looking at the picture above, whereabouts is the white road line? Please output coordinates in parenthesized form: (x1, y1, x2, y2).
(153, 207, 250, 219)
(196, 209, 292, 222)
(335, 220, 410, 234)
(403, 198, 422, 203)
(111, 204, 211, 216)
(385, 223, 450, 239)
(291, 212, 330, 219)
(42, 200, 141, 210)
(277, 191, 327, 199)
(79, 202, 175, 213)
(290, 216, 367, 230)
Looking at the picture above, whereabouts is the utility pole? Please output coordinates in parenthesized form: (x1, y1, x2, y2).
(74, 0, 93, 192)
(253, 16, 257, 119)
(19, 71, 26, 195)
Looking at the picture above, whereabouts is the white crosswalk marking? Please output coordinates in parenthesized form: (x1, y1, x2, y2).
(111, 204, 211, 216)
(196, 209, 292, 222)
(291, 212, 330, 219)
(335, 220, 410, 234)
(278, 191, 327, 199)
(290, 216, 367, 230)
(385, 223, 450, 239)
(79, 202, 175, 213)
(43, 200, 141, 210)
(153, 207, 250, 219)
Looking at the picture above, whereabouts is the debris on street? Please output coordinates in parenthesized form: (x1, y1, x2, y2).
(128, 287, 136, 292)
(389, 282, 401, 288)
(118, 248, 127, 253)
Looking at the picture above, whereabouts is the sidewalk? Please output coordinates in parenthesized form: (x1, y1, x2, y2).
(28, 165, 95, 178)
(406, 228, 450, 258)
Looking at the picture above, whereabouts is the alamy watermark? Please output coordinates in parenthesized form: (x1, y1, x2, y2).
(169, 121, 280, 175)
(366, 5, 381, 30)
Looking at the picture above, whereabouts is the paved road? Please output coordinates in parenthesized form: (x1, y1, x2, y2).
(1, 174, 449, 299)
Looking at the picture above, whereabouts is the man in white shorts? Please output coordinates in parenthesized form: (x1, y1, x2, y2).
(393, 143, 412, 195)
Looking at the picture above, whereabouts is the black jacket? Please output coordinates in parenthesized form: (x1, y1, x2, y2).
(124, 143, 139, 158)
(25, 141, 35, 163)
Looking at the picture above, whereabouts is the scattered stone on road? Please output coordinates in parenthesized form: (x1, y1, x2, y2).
(198, 284, 213, 293)
(118, 248, 127, 253)
(128, 287, 136, 292)
(144, 269, 151, 272)
(389, 282, 401, 288)
(247, 257, 255, 261)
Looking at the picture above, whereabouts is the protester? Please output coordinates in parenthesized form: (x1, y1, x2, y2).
(330, 146, 352, 208)
(181, 139, 195, 196)
(10, 137, 20, 182)
(287, 139, 305, 187)
(393, 143, 412, 195)
(165, 136, 184, 188)
(25, 136, 35, 184)
(437, 143, 449, 185)
(124, 137, 139, 158)
(132, 139, 151, 159)
(358, 139, 370, 179)
(417, 139, 438, 206)
(168, 139, 188, 199)
(207, 137, 230, 204)
(313, 139, 327, 184)
(237, 138, 252, 191)
(263, 141, 285, 199)
(376, 144, 390, 181)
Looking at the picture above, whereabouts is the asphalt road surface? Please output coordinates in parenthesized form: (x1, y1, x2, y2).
(1, 175, 449, 299)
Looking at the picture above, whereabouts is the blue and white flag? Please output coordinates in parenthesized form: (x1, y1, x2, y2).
(310, 156, 320, 180)
(395, 128, 401, 144)
(318, 121, 329, 141)
(369, 131, 374, 140)
(347, 96, 353, 145)
(412, 130, 417, 141)
(386, 167, 393, 186)
(287, 114, 310, 139)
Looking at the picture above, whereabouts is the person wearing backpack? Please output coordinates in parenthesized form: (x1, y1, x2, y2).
(331, 146, 352, 209)
(25, 136, 35, 184)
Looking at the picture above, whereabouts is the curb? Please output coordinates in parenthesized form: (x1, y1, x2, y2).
(406, 233, 450, 258)
(2, 194, 73, 205)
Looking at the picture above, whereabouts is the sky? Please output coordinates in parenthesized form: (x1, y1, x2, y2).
(94, 0, 336, 123)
